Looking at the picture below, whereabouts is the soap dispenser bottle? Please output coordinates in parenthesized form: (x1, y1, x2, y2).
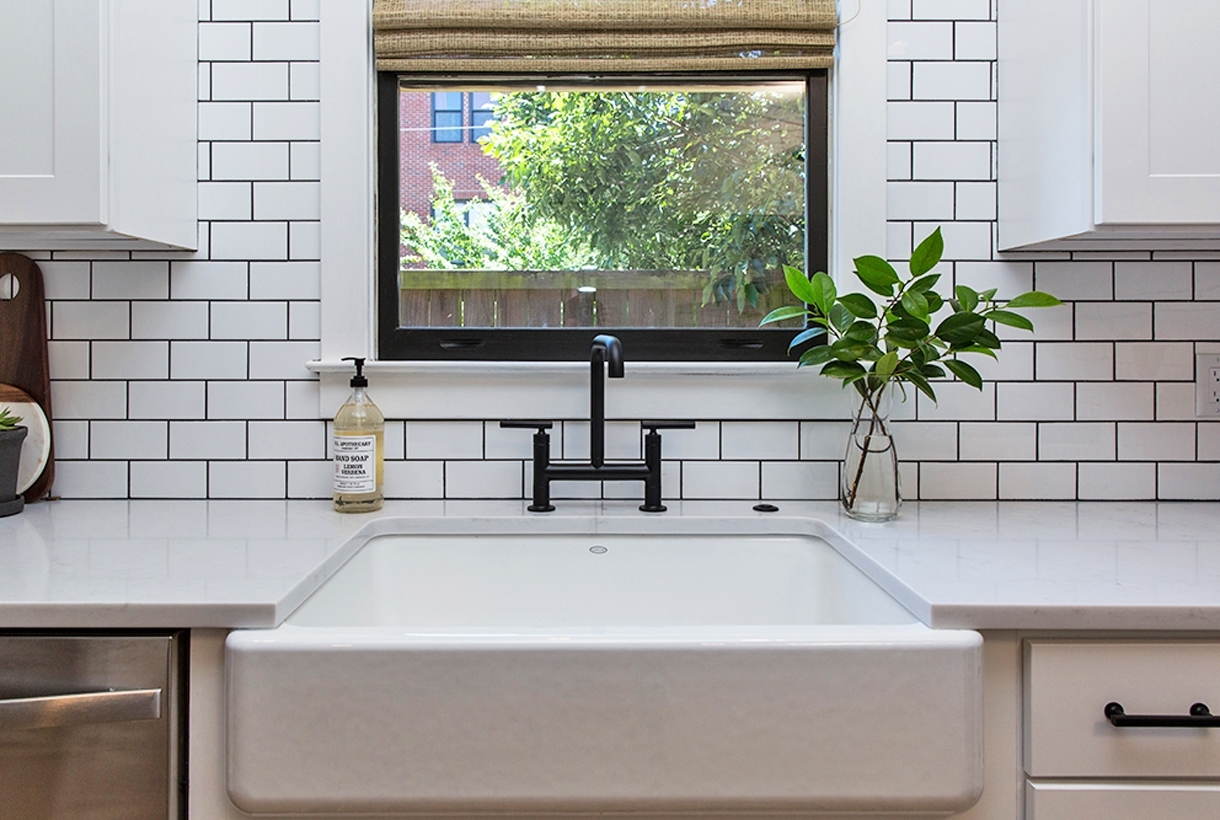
(332, 357, 384, 512)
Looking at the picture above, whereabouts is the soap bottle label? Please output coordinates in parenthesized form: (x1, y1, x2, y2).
(333, 435, 377, 493)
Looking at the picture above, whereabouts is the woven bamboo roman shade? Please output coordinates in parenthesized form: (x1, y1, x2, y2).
(372, 0, 837, 72)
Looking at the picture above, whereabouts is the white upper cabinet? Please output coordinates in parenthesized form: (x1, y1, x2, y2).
(999, 0, 1220, 250)
(0, 0, 197, 250)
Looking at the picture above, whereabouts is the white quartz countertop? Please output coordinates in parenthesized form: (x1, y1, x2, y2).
(2, 498, 1219, 631)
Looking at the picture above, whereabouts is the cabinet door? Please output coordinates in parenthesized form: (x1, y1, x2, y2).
(0, 0, 105, 225)
(1027, 781, 1220, 820)
(1096, 0, 1220, 225)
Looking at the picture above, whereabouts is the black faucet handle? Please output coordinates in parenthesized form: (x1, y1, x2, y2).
(500, 420, 554, 431)
(640, 420, 697, 431)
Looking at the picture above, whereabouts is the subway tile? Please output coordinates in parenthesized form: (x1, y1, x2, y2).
(954, 21, 996, 60)
(890, 421, 957, 460)
(1198, 423, 1220, 460)
(1115, 342, 1194, 381)
(887, 101, 956, 140)
(128, 381, 207, 420)
(1034, 342, 1112, 381)
(1119, 422, 1195, 461)
(919, 462, 996, 499)
(207, 381, 284, 419)
(888, 0, 912, 20)
(887, 221, 914, 259)
(53, 302, 129, 340)
(51, 381, 127, 419)
(287, 460, 330, 499)
(382, 421, 406, 460)
(91, 262, 169, 300)
(212, 0, 289, 22)
(1158, 464, 1220, 501)
(289, 141, 321, 179)
(954, 101, 996, 140)
(954, 181, 996, 220)
(90, 421, 168, 460)
(916, 220, 992, 259)
(285, 379, 321, 420)
(898, 461, 919, 500)
(47, 341, 90, 380)
(198, 22, 251, 61)
(999, 462, 1075, 500)
(954, 259, 1032, 299)
(1078, 462, 1156, 500)
(209, 461, 286, 499)
(1034, 261, 1112, 300)
(211, 301, 287, 339)
(52, 420, 89, 460)
(406, 421, 485, 460)
(1114, 261, 1193, 301)
(561, 421, 640, 461)
(445, 460, 521, 499)
(248, 260, 321, 302)
(210, 63, 289, 101)
(198, 182, 253, 220)
(959, 422, 1037, 460)
(800, 421, 852, 460)
(383, 460, 446, 500)
(655, 421, 720, 460)
(887, 142, 912, 180)
(132, 301, 210, 340)
(130, 461, 208, 499)
(1155, 303, 1220, 341)
(484, 421, 559, 460)
(170, 261, 248, 300)
(887, 181, 954, 220)
(211, 142, 290, 181)
(760, 461, 838, 501)
(1157, 382, 1199, 421)
(887, 61, 912, 100)
(1076, 382, 1154, 421)
(289, 62, 321, 101)
(253, 101, 320, 140)
(288, 221, 321, 260)
(912, 0, 991, 20)
(912, 141, 991, 180)
(680, 460, 759, 500)
(199, 64, 211, 103)
(291, 0, 321, 23)
(1074, 302, 1151, 341)
(91, 341, 169, 380)
(995, 382, 1074, 421)
(53, 461, 129, 499)
(721, 421, 799, 460)
(39, 261, 92, 299)
(915, 381, 995, 421)
(288, 301, 320, 339)
(253, 22, 319, 61)
(1039, 422, 1116, 461)
(888, 22, 954, 60)
(170, 421, 247, 460)
(198, 102, 253, 140)
(253, 181, 321, 220)
(170, 341, 248, 379)
(1196, 262, 1220, 299)
(248, 420, 325, 459)
(911, 62, 991, 100)
(971, 339, 1033, 382)
(210, 222, 289, 260)
(248, 341, 318, 379)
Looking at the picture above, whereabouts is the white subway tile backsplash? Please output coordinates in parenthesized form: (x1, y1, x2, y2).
(912, 0, 991, 20)
(253, 102, 321, 140)
(995, 382, 1074, 421)
(1195, 262, 1220, 300)
(800, 421, 852, 460)
(1114, 261, 1193, 301)
(91, 341, 169, 380)
(916, 381, 995, 420)
(999, 462, 1075, 500)
(918, 220, 992, 259)
(248, 420, 324, 459)
(887, 101, 956, 140)
(1076, 382, 1154, 421)
(207, 381, 284, 419)
(170, 261, 249, 300)
(887, 181, 954, 219)
(128, 381, 206, 420)
(289, 62, 322, 101)
(288, 301, 320, 340)
(1074, 302, 1151, 341)
(252, 22, 320, 61)
(1119, 422, 1195, 461)
(253, 182, 321, 220)
(889, 0, 913, 20)
(887, 142, 913, 180)
(721, 421, 799, 460)
(912, 141, 991, 179)
(53, 302, 129, 340)
(286, 459, 330, 499)
(1158, 464, 1220, 501)
(1034, 342, 1113, 381)
(53, 420, 89, 460)
(561, 420, 640, 461)
(959, 421, 1037, 460)
(953, 22, 996, 60)
(38, 261, 92, 299)
(212, 0, 289, 22)
(888, 22, 954, 60)
(90, 421, 168, 460)
(47, 341, 90, 380)
(54, 461, 129, 499)
(288, 221, 322, 260)
(170, 341, 248, 380)
(209, 222, 289, 260)
(210, 63, 289, 101)
(170, 421, 247, 460)
(1034, 261, 1113, 300)
(1154, 303, 1220, 341)
(681, 460, 760, 500)
(1115, 342, 1194, 381)
(289, 141, 322, 179)
(132, 302, 210, 340)
(445, 460, 521, 499)
(91, 262, 170, 300)
(211, 142, 290, 181)
(1078, 462, 1156, 500)
(761, 461, 838, 501)
(383, 460, 446, 499)
(406, 421, 485, 460)
(131, 462, 208, 499)
(1039, 422, 1116, 461)
(198, 22, 251, 61)
(953, 101, 996, 140)
(887, 62, 913, 100)
(199, 182, 254, 220)
(247, 341, 318, 379)
(199, 102, 253, 140)
(208, 461, 286, 498)
(953, 181, 996, 220)
(890, 420, 957, 460)
(210, 301, 287, 339)
(1157, 382, 1201, 421)
(919, 462, 997, 499)
(51, 381, 127, 419)
(911, 62, 991, 101)
(656, 422, 720, 460)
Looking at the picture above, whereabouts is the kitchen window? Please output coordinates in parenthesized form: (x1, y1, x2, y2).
(378, 72, 829, 362)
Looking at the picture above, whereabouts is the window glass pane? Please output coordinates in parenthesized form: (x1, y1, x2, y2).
(399, 80, 806, 331)
(430, 92, 464, 142)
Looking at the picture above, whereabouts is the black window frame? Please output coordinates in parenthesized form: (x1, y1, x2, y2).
(380, 71, 829, 362)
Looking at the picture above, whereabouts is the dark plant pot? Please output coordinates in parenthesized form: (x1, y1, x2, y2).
(0, 426, 28, 517)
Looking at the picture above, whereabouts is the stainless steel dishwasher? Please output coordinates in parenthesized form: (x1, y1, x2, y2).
(0, 633, 184, 820)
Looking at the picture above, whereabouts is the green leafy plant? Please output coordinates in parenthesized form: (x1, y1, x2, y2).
(761, 227, 1061, 518)
(0, 408, 23, 431)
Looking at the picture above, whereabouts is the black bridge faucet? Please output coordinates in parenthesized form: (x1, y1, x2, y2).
(501, 335, 694, 512)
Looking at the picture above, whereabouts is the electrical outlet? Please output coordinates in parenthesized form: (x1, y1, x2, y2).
(1197, 354, 1220, 417)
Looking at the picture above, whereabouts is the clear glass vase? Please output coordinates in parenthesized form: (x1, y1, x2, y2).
(841, 383, 901, 522)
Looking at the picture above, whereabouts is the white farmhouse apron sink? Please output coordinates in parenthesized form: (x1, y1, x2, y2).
(226, 516, 982, 817)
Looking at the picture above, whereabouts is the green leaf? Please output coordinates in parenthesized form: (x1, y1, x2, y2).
(782, 265, 822, 309)
(837, 292, 878, 319)
(944, 358, 984, 389)
(829, 303, 854, 334)
(955, 284, 979, 313)
(1006, 291, 1063, 308)
(979, 288, 998, 303)
(904, 370, 937, 403)
(875, 350, 899, 381)
(886, 317, 932, 343)
(797, 344, 834, 367)
(844, 320, 877, 342)
(787, 327, 825, 351)
(820, 360, 867, 381)
(935, 311, 987, 345)
(901, 289, 930, 321)
(831, 339, 874, 361)
(955, 344, 999, 359)
(986, 309, 1035, 332)
(909, 273, 941, 293)
(921, 364, 946, 379)
(925, 291, 944, 314)
(909, 227, 944, 276)
(759, 304, 811, 326)
(976, 328, 1002, 349)
(853, 255, 900, 296)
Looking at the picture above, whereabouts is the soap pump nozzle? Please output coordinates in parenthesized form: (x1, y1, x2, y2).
(341, 356, 368, 388)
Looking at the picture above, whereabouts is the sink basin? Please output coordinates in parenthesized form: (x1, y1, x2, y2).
(226, 516, 982, 817)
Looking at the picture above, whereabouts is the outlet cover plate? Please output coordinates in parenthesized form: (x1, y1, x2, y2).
(1197, 354, 1220, 417)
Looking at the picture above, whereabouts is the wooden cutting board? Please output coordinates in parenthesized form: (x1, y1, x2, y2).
(0, 253, 54, 501)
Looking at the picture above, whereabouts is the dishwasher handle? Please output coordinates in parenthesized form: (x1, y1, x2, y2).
(0, 688, 162, 731)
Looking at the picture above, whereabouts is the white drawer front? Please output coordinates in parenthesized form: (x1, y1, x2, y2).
(1027, 781, 1220, 820)
(1025, 641, 1220, 778)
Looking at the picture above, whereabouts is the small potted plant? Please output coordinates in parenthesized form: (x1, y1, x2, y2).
(0, 407, 27, 517)
(762, 228, 1061, 521)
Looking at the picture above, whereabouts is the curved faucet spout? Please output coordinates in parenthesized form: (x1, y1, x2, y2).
(590, 335, 623, 468)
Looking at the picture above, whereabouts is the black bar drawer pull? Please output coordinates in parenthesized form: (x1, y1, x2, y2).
(1104, 701, 1220, 727)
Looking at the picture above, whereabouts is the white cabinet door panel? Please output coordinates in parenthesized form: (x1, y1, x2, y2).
(1027, 781, 1220, 820)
